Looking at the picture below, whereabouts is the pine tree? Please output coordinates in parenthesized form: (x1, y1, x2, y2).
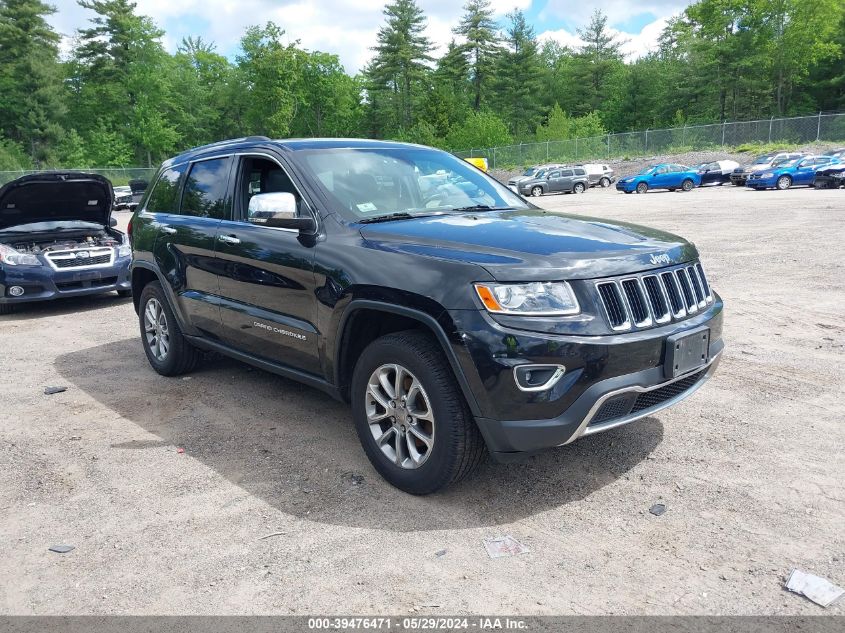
(368, 0, 433, 131)
(0, 0, 65, 164)
(493, 10, 543, 137)
(454, 0, 501, 111)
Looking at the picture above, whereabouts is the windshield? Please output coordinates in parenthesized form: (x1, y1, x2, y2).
(0, 220, 106, 234)
(777, 158, 801, 168)
(299, 147, 529, 220)
(753, 155, 774, 164)
(522, 167, 536, 176)
(638, 166, 659, 175)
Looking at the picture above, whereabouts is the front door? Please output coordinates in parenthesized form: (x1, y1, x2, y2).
(213, 154, 322, 375)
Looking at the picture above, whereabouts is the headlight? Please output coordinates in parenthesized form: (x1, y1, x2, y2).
(760, 172, 774, 178)
(474, 282, 580, 316)
(117, 244, 131, 257)
(0, 243, 41, 266)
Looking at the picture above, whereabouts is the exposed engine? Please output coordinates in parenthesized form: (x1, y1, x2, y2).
(8, 232, 120, 254)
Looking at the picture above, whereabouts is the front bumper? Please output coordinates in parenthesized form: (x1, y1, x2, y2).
(0, 257, 131, 305)
(615, 181, 635, 192)
(815, 174, 845, 189)
(449, 296, 724, 459)
(730, 173, 749, 185)
(745, 175, 778, 189)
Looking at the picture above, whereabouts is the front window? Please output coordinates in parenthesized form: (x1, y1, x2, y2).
(299, 147, 528, 221)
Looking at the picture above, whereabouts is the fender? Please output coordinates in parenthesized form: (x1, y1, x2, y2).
(130, 260, 199, 336)
(334, 299, 482, 417)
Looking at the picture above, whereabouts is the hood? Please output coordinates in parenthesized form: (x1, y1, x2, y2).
(508, 175, 534, 184)
(359, 209, 697, 281)
(0, 172, 114, 231)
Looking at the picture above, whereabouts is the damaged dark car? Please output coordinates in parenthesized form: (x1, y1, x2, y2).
(0, 172, 132, 314)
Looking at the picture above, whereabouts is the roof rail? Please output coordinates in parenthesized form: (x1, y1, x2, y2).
(170, 136, 272, 161)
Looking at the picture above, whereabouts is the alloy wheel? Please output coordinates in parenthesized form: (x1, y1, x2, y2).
(143, 297, 170, 361)
(365, 363, 435, 469)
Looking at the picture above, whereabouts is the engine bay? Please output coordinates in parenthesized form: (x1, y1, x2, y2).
(5, 231, 120, 254)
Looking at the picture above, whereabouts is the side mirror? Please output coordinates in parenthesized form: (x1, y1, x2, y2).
(109, 217, 118, 227)
(248, 192, 316, 232)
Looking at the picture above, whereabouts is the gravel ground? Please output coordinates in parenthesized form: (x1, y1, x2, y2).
(0, 184, 843, 615)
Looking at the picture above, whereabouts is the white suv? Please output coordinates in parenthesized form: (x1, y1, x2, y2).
(579, 164, 615, 188)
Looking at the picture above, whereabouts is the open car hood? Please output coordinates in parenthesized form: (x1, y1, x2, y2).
(0, 172, 114, 230)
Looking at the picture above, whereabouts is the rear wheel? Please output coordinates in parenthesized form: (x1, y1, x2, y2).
(599, 177, 611, 188)
(636, 182, 648, 194)
(138, 281, 201, 376)
(681, 178, 695, 192)
(573, 182, 586, 194)
(531, 186, 543, 197)
(351, 331, 485, 494)
(776, 175, 792, 190)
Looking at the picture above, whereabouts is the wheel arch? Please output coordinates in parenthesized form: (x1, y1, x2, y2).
(334, 300, 481, 417)
(130, 261, 193, 334)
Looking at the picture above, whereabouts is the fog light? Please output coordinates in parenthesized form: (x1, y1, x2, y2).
(514, 364, 566, 392)
(8, 286, 24, 297)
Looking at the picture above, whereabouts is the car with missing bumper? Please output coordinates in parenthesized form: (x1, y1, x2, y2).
(730, 151, 804, 186)
(0, 172, 132, 315)
(129, 137, 724, 494)
(814, 162, 845, 189)
(694, 160, 740, 186)
(745, 155, 841, 190)
(615, 164, 701, 194)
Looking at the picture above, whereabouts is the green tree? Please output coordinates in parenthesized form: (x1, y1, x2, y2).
(446, 110, 511, 150)
(367, 0, 433, 130)
(454, 0, 501, 111)
(0, 0, 65, 164)
(570, 9, 626, 113)
(492, 10, 544, 137)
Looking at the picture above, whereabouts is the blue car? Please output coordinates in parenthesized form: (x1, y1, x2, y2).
(616, 164, 702, 194)
(0, 172, 132, 315)
(746, 155, 841, 190)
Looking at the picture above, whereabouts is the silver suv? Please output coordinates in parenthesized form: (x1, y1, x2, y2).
(518, 166, 589, 197)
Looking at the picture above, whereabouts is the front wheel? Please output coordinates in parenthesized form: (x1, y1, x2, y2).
(776, 175, 792, 190)
(636, 182, 648, 194)
(599, 177, 611, 188)
(351, 331, 485, 494)
(531, 186, 543, 197)
(681, 178, 695, 192)
(138, 281, 201, 376)
(573, 182, 586, 194)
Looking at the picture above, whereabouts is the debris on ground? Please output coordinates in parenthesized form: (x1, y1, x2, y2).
(649, 503, 667, 516)
(258, 531, 287, 541)
(48, 545, 75, 554)
(435, 549, 447, 558)
(69, 436, 81, 441)
(483, 535, 530, 558)
(785, 569, 844, 608)
(176, 447, 185, 454)
(43, 386, 67, 395)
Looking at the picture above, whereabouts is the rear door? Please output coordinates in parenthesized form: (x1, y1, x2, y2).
(148, 157, 232, 336)
(213, 153, 322, 374)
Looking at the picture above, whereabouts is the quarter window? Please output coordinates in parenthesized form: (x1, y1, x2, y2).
(145, 165, 186, 213)
(574, 168, 586, 176)
(181, 157, 233, 220)
(560, 169, 574, 177)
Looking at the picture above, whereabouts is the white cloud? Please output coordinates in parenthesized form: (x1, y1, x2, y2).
(537, 15, 674, 60)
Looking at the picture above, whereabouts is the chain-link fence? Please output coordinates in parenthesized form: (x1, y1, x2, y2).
(0, 167, 157, 187)
(455, 112, 845, 169)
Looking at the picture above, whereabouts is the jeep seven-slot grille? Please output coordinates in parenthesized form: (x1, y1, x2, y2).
(595, 262, 713, 332)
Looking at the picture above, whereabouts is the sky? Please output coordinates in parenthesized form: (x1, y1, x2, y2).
(49, 0, 693, 73)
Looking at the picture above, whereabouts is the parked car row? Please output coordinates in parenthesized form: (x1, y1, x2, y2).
(506, 163, 615, 197)
(613, 148, 845, 195)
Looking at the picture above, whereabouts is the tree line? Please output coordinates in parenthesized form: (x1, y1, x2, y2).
(0, 0, 843, 170)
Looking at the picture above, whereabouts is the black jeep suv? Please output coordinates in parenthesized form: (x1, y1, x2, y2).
(129, 137, 723, 494)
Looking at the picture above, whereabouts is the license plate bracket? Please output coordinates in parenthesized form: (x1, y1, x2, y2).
(665, 327, 710, 378)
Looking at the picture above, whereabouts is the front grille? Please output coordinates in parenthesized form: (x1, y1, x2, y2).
(56, 276, 118, 291)
(46, 248, 114, 270)
(589, 368, 707, 427)
(595, 262, 713, 331)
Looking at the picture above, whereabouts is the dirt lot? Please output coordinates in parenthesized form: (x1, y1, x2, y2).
(1, 184, 843, 615)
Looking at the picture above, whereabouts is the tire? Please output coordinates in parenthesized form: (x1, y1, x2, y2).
(636, 182, 648, 194)
(573, 182, 586, 194)
(351, 330, 485, 495)
(117, 289, 132, 299)
(599, 177, 611, 188)
(681, 178, 695, 192)
(138, 281, 201, 376)
(668, 188, 676, 192)
(624, 191, 632, 194)
(531, 186, 543, 197)
(0, 303, 15, 315)
(776, 175, 792, 190)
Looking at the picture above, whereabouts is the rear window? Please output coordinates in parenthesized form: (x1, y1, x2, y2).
(145, 165, 186, 213)
(574, 168, 586, 176)
(180, 157, 232, 219)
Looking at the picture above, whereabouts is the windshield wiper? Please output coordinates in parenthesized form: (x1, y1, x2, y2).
(448, 205, 514, 213)
(358, 212, 443, 224)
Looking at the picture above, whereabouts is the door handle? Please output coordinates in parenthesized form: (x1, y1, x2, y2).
(218, 234, 241, 245)
(160, 226, 177, 235)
